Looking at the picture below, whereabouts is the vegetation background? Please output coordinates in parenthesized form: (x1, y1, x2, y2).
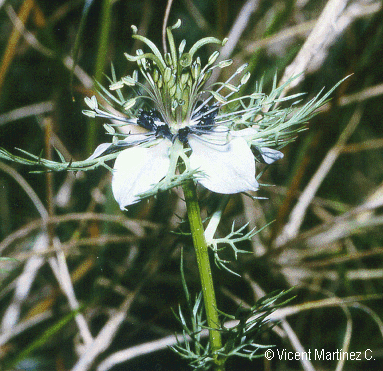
(0, 0, 382, 370)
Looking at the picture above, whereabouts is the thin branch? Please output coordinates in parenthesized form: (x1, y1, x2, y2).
(62, 55, 93, 89)
(49, 238, 93, 345)
(4, 4, 93, 89)
(342, 138, 383, 153)
(276, 104, 365, 246)
(97, 333, 195, 371)
(181, 0, 211, 32)
(0, 310, 53, 347)
(339, 82, 383, 106)
(5, 4, 55, 58)
(96, 291, 382, 371)
(279, 0, 347, 91)
(70, 288, 139, 371)
(293, 246, 383, 269)
(0, 162, 48, 220)
(0, 213, 159, 254)
(1, 159, 93, 345)
(13, 235, 139, 261)
(242, 20, 316, 55)
(0, 233, 46, 331)
(209, 0, 260, 84)
(335, 306, 352, 371)
(217, 0, 260, 60)
(281, 266, 383, 282)
(0, 0, 34, 93)
(279, 0, 381, 95)
(245, 279, 315, 371)
(162, 0, 174, 53)
(0, 101, 54, 126)
(280, 321, 315, 371)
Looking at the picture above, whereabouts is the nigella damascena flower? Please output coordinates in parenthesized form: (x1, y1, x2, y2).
(83, 20, 284, 210)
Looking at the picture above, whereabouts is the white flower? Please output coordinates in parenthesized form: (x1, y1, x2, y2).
(84, 20, 284, 210)
(112, 139, 171, 207)
(112, 130, 260, 209)
(87, 110, 282, 209)
(188, 131, 258, 194)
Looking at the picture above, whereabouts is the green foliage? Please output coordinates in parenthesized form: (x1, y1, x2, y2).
(6, 309, 81, 370)
(0, 257, 18, 273)
(1, 1, 382, 370)
(172, 265, 295, 370)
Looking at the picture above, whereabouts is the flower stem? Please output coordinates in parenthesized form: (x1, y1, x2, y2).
(86, 0, 112, 156)
(182, 180, 225, 371)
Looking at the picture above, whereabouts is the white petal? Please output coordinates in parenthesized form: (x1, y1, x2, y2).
(87, 143, 112, 160)
(189, 136, 258, 194)
(258, 147, 284, 164)
(231, 127, 258, 138)
(121, 133, 150, 144)
(231, 128, 284, 164)
(112, 140, 170, 209)
(87, 134, 150, 161)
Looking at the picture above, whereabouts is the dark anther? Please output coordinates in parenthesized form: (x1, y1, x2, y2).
(192, 102, 219, 130)
(155, 124, 173, 140)
(193, 104, 219, 131)
(137, 109, 163, 131)
(198, 115, 215, 129)
(177, 127, 191, 143)
(193, 103, 219, 119)
(137, 110, 155, 131)
(148, 109, 163, 121)
(192, 102, 209, 119)
(137, 109, 173, 140)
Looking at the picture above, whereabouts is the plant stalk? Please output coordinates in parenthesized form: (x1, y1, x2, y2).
(86, 0, 112, 156)
(182, 180, 225, 371)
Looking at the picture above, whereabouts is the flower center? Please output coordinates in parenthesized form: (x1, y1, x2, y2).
(137, 109, 173, 140)
(137, 105, 219, 144)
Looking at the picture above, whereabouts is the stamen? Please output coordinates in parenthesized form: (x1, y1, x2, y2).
(195, 64, 248, 112)
(192, 103, 219, 122)
(177, 127, 191, 143)
(191, 126, 228, 135)
(155, 124, 173, 140)
(188, 132, 229, 146)
(91, 135, 156, 159)
(216, 107, 258, 120)
(91, 109, 137, 125)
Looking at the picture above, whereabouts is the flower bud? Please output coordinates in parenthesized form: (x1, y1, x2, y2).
(218, 59, 233, 68)
(191, 61, 201, 80)
(164, 67, 172, 83)
(240, 72, 251, 85)
(164, 53, 172, 67)
(179, 39, 186, 55)
(84, 96, 98, 110)
(122, 76, 136, 86)
(180, 53, 192, 68)
(208, 51, 220, 65)
(123, 98, 136, 111)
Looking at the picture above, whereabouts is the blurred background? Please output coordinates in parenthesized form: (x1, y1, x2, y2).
(0, 0, 383, 370)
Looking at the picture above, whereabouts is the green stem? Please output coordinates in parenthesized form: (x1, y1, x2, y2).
(182, 180, 225, 371)
(87, 0, 112, 156)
